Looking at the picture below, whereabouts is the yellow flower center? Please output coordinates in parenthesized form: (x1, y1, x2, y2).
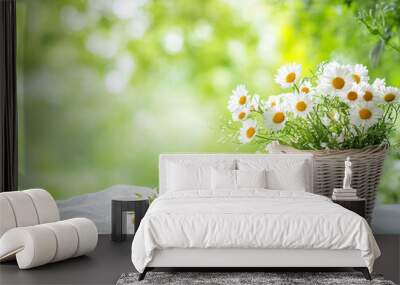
(295, 101, 307, 112)
(363, 91, 373, 101)
(352, 74, 361, 84)
(239, 96, 247, 105)
(246, 127, 256, 138)
(271, 101, 277, 107)
(301, 86, 310, 94)
(285, 72, 296, 83)
(347, 91, 358, 101)
(332, 77, 345, 90)
(359, 108, 372, 120)
(384, 93, 395, 102)
(272, 112, 285, 124)
(238, 112, 246, 120)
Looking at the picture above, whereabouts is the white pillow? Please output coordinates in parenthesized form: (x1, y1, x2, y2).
(211, 169, 268, 190)
(237, 159, 308, 191)
(267, 166, 307, 191)
(211, 168, 236, 190)
(166, 159, 236, 192)
(236, 169, 267, 189)
(167, 163, 211, 191)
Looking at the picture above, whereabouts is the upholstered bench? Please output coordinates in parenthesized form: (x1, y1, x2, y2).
(0, 189, 98, 269)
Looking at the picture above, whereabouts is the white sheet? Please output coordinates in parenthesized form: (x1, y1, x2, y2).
(131, 190, 380, 273)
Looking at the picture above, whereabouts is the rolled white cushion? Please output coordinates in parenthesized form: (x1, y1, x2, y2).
(0, 192, 39, 227)
(0, 218, 98, 269)
(0, 189, 60, 239)
(64, 218, 98, 257)
(0, 226, 57, 269)
(42, 221, 79, 262)
(24, 189, 60, 223)
(0, 196, 17, 237)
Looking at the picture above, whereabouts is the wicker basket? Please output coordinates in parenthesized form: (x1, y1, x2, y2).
(267, 143, 388, 223)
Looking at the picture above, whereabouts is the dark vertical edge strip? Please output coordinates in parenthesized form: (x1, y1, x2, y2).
(0, 0, 18, 192)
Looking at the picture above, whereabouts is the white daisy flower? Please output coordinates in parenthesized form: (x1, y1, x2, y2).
(274, 63, 301, 88)
(336, 132, 345, 144)
(311, 93, 323, 104)
(349, 125, 358, 135)
(278, 92, 296, 109)
(340, 83, 363, 104)
(299, 80, 313, 95)
(359, 83, 378, 103)
(232, 107, 250, 122)
(372, 78, 386, 93)
(250, 94, 261, 111)
(265, 95, 280, 109)
(380, 86, 400, 104)
(350, 102, 383, 129)
(264, 107, 287, 131)
(321, 115, 330, 127)
(239, 119, 257, 144)
(350, 64, 369, 84)
(228, 85, 249, 112)
(280, 92, 293, 100)
(318, 61, 353, 96)
(320, 142, 328, 149)
(333, 111, 340, 121)
(290, 93, 314, 117)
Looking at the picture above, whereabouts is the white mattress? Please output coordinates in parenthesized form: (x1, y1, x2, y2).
(131, 190, 380, 273)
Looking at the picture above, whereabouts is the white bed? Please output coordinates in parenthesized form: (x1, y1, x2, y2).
(131, 154, 380, 280)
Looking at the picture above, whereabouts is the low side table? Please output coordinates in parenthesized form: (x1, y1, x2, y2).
(332, 198, 366, 219)
(112, 197, 149, 242)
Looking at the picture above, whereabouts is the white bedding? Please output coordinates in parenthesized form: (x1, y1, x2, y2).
(131, 190, 380, 273)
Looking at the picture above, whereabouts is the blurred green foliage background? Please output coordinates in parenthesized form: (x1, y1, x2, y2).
(16, 0, 399, 202)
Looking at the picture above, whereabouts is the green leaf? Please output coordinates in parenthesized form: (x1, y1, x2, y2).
(370, 39, 385, 67)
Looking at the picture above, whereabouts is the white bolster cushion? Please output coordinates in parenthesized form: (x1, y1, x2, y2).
(24, 189, 60, 223)
(0, 226, 57, 269)
(64, 218, 98, 257)
(0, 196, 17, 237)
(0, 192, 39, 227)
(0, 218, 98, 269)
(42, 221, 79, 262)
(0, 189, 59, 238)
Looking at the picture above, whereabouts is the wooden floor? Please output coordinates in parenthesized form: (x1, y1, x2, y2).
(0, 235, 399, 285)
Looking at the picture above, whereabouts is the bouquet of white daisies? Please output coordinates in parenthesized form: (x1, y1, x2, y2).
(226, 61, 400, 150)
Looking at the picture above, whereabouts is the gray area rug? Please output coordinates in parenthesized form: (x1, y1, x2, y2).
(116, 272, 395, 285)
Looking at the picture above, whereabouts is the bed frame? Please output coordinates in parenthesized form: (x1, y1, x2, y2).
(138, 154, 373, 281)
(139, 249, 371, 280)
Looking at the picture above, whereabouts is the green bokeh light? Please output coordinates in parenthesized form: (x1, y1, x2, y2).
(16, 0, 400, 202)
